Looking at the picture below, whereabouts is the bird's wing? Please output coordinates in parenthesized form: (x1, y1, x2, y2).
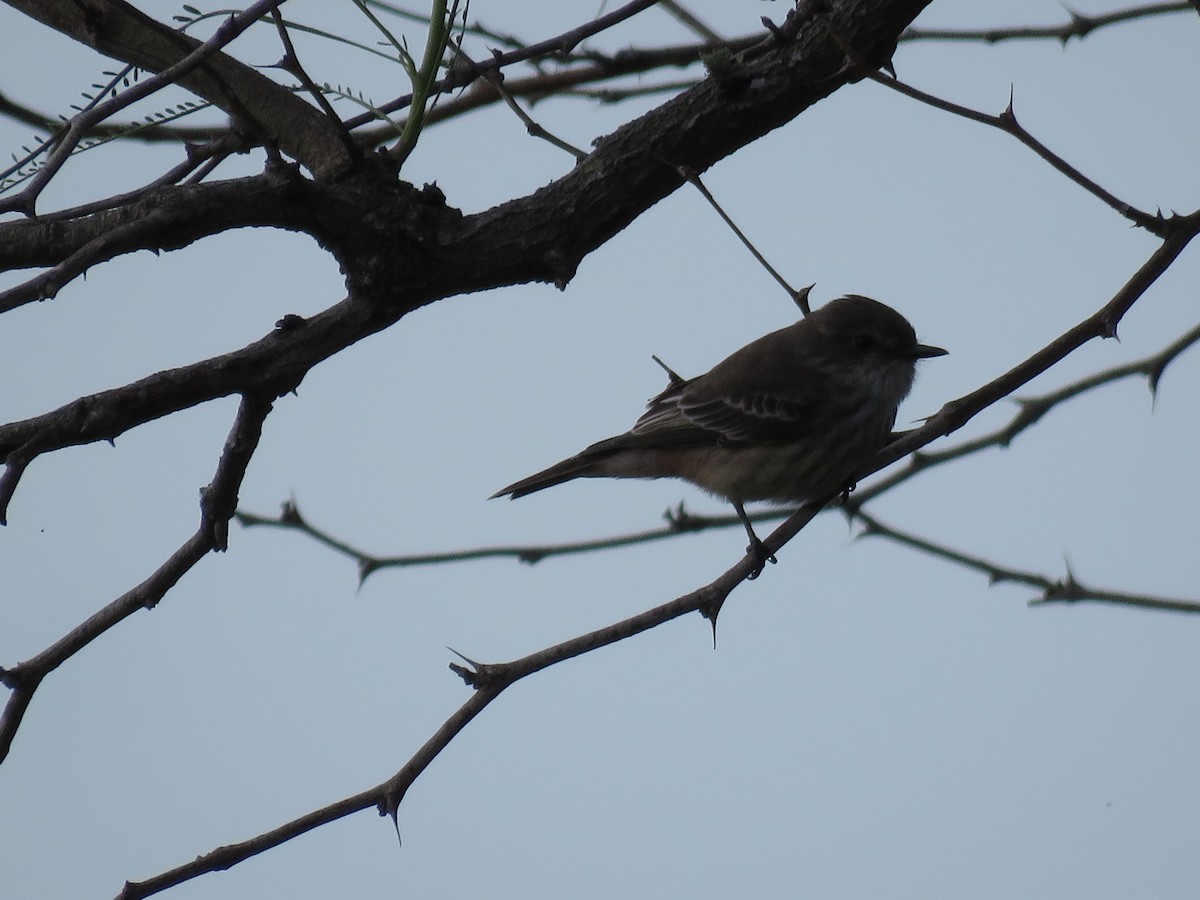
(675, 389, 823, 444)
(626, 377, 825, 447)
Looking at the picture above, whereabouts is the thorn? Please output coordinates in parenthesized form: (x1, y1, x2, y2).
(651, 354, 686, 386)
(279, 498, 302, 524)
(794, 283, 814, 316)
(1001, 85, 1017, 123)
(699, 588, 724, 646)
(376, 791, 403, 843)
(1062, 4, 1095, 41)
(1146, 364, 1164, 405)
(447, 646, 490, 688)
(664, 500, 702, 532)
(357, 557, 379, 588)
(1062, 555, 1079, 591)
(447, 646, 481, 669)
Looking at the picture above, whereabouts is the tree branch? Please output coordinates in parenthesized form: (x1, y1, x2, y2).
(117, 494, 824, 897)
(0, 393, 273, 763)
(117, 215, 1200, 885)
(876, 214, 1200, 471)
(902, 1, 1193, 45)
(6, 0, 352, 180)
(236, 294, 1200, 577)
(862, 70, 1167, 234)
(850, 318, 1200, 505)
(854, 510, 1200, 614)
(2, 0, 935, 470)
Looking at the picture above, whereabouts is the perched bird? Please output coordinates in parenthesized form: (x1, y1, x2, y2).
(492, 295, 946, 573)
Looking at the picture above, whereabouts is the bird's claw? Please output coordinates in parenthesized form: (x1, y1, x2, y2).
(745, 538, 777, 580)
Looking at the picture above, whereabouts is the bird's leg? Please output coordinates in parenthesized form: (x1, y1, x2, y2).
(733, 501, 775, 579)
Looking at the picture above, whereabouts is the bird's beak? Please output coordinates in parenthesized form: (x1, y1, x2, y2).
(911, 343, 948, 359)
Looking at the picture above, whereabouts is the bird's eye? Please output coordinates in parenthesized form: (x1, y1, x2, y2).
(853, 334, 875, 351)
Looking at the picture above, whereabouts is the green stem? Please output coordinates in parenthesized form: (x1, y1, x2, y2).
(394, 0, 450, 165)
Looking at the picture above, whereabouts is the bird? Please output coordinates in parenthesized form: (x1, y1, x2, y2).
(492, 294, 946, 575)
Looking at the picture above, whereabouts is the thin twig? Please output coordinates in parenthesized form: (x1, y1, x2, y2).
(562, 79, 701, 103)
(852, 316, 1200, 506)
(235, 499, 748, 582)
(901, 2, 1192, 45)
(341, 0, 664, 130)
(269, 9, 351, 135)
(0, 0, 286, 216)
(659, 0, 723, 44)
(0, 88, 224, 146)
(458, 42, 588, 159)
(675, 167, 813, 313)
(3, 2, 1184, 153)
(863, 71, 1166, 234)
(854, 510, 1200, 613)
(10, 138, 239, 224)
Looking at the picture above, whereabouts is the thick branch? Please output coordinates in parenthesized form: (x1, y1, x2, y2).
(2, 0, 935, 464)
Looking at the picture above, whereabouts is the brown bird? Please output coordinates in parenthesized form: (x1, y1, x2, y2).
(492, 295, 946, 573)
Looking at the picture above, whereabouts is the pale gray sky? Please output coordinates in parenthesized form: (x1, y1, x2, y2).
(2, 2, 1198, 898)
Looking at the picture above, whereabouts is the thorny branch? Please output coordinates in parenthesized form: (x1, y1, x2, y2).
(0, 393, 274, 763)
(852, 509, 1200, 614)
(120, 206, 1200, 894)
(2, 2, 1188, 155)
(901, 1, 1193, 44)
(850, 321, 1200, 505)
(1, 0, 930, 758)
(447, 39, 589, 160)
(0, 2, 1196, 896)
(862, 69, 1167, 234)
(114, 517, 775, 898)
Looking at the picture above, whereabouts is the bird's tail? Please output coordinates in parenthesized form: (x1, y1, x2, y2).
(490, 453, 600, 500)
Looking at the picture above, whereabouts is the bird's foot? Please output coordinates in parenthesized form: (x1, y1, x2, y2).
(745, 537, 777, 580)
